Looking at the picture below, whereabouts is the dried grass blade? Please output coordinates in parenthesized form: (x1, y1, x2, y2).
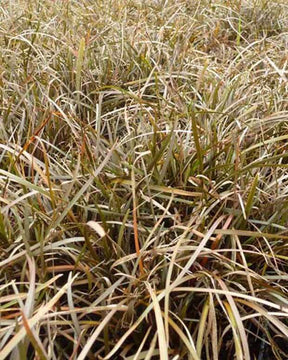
(77, 300, 127, 360)
(21, 311, 48, 360)
(145, 282, 168, 360)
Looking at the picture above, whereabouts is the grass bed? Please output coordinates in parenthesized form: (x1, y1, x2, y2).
(1, 0, 288, 359)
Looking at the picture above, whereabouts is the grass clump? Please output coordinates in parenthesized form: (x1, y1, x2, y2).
(1, 0, 288, 359)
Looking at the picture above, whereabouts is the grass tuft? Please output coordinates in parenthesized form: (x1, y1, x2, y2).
(1, 0, 288, 359)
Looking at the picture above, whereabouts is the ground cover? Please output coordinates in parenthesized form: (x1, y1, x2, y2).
(0, 0, 288, 359)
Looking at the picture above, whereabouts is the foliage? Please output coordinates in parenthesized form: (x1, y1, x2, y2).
(1, 0, 288, 359)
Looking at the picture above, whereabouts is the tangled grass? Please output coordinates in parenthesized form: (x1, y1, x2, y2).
(1, 0, 288, 359)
